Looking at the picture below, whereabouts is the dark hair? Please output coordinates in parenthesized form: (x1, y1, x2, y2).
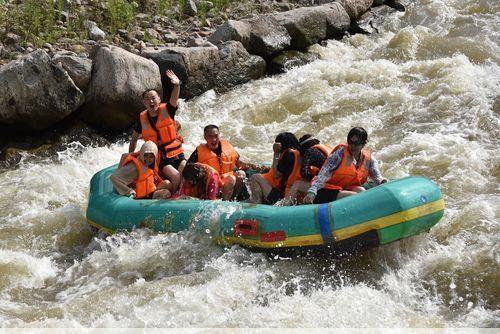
(275, 132, 299, 151)
(347, 127, 368, 144)
(182, 163, 207, 194)
(142, 89, 160, 99)
(299, 134, 320, 155)
(204, 124, 219, 134)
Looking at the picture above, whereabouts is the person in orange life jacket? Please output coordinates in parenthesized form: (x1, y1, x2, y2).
(178, 163, 222, 200)
(249, 132, 301, 205)
(187, 124, 263, 201)
(285, 134, 332, 204)
(110, 141, 172, 199)
(129, 70, 184, 194)
(303, 127, 387, 204)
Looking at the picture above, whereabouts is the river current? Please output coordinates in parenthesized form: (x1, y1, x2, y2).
(0, 0, 498, 327)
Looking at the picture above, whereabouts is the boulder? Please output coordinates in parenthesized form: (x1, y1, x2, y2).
(53, 54, 92, 91)
(0, 50, 84, 132)
(85, 20, 106, 42)
(273, 7, 323, 50)
(183, 0, 198, 16)
(243, 16, 291, 58)
(144, 45, 219, 99)
(83, 45, 162, 130)
(215, 41, 266, 93)
(337, 0, 374, 20)
(208, 19, 251, 48)
(323, 2, 351, 39)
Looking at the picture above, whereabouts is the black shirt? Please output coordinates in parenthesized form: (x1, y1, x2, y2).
(276, 150, 295, 192)
(133, 101, 177, 134)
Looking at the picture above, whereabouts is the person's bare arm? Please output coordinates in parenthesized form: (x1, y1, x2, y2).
(166, 70, 181, 107)
(129, 131, 140, 153)
(110, 164, 139, 196)
(272, 142, 282, 179)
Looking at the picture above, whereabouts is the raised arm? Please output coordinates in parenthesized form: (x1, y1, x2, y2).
(166, 69, 181, 107)
(129, 130, 140, 153)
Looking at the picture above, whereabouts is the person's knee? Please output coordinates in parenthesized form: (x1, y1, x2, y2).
(235, 170, 246, 181)
(153, 189, 171, 199)
(223, 175, 236, 187)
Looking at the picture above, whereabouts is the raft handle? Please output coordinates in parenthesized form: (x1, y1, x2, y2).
(233, 219, 259, 237)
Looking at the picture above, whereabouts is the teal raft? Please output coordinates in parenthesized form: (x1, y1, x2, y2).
(87, 165, 445, 251)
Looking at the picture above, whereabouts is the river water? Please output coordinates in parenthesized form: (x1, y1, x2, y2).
(0, 0, 499, 327)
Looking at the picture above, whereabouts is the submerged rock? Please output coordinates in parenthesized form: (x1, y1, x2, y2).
(0, 50, 84, 132)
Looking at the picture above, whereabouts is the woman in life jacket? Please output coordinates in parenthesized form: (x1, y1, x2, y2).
(128, 70, 184, 194)
(110, 141, 172, 199)
(303, 127, 387, 204)
(286, 134, 332, 204)
(249, 132, 301, 205)
(179, 163, 222, 200)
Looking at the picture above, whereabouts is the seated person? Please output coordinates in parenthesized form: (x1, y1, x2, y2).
(110, 141, 172, 199)
(303, 127, 387, 204)
(178, 163, 222, 200)
(188, 124, 261, 201)
(286, 134, 332, 203)
(128, 69, 184, 193)
(249, 132, 301, 205)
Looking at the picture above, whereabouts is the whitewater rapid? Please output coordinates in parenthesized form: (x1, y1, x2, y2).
(0, 0, 498, 327)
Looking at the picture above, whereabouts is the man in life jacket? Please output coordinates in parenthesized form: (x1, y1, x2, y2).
(187, 124, 262, 201)
(303, 127, 387, 204)
(110, 141, 172, 199)
(178, 163, 222, 200)
(285, 134, 332, 204)
(249, 132, 302, 205)
(128, 69, 184, 194)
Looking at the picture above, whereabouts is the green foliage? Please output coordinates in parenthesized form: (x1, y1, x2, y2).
(8, 0, 59, 45)
(212, 0, 230, 11)
(107, 0, 137, 32)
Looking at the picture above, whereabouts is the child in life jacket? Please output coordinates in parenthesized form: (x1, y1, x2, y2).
(110, 141, 172, 199)
(178, 163, 222, 200)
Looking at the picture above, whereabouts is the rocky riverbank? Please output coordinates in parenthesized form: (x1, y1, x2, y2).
(0, 0, 404, 166)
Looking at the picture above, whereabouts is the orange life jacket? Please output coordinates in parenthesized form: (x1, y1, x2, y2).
(307, 144, 332, 177)
(183, 163, 222, 199)
(121, 153, 160, 199)
(196, 139, 239, 175)
(140, 104, 184, 159)
(262, 149, 302, 196)
(323, 144, 371, 191)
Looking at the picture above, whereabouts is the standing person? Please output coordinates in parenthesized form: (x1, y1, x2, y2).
(129, 70, 184, 193)
(303, 127, 387, 204)
(110, 141, 172, 199)
(249, 132, 301, 204)
(187, 125, 260, 201)
(178, 163, 222, 200)
(286, 134, 332, 203)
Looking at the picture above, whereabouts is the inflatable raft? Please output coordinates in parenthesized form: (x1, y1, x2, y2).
(86, 165, 444, 251)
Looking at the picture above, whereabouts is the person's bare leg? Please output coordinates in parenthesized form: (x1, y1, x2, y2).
(162, 165, 181, 193)
(177, 159, 187, 174)
(350, 186, 366, 193)
(152, 189, 171, 199)
(249, 174, 273, 204)
(285, 180, 310, 205)
(337, 190, 358, 199)
(232, 170, 246, 199)
(222, 174, 236, 201)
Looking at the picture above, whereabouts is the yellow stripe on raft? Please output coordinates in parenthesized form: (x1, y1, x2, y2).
(218, 199, 445, 248)
(87, 219, 116, 235)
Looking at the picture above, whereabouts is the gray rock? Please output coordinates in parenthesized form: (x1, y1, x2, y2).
(83, 45, 162, 130)
(146, 28, 162, 40)
(0, 50, 85, 131)
(215, 41, 266, 93)
(243, 15, 291, 57)
(269, 50, 318, 74)
(53, 54, 92, 91)
(337, 0, 374, 20)
(357, 4, 397, 34)
(145, 45, 219, 99)
(208, 20, 251, 48)
(197, 0, 214, 10)
(187, 34, 206, 47)
(183, 0, 198, 16)
(85, 20, 106, 41)
(5, 33, 20, 45)
(323, 2, 351, 39)
(163, 32, 178, 43)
